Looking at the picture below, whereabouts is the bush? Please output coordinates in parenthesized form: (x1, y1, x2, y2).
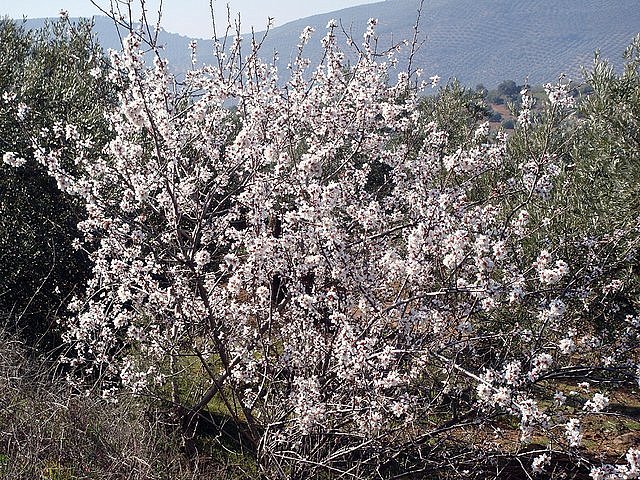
(0, 325, 257, 479)
(498, 78, 519, 97)
(0, 17, 112, 351)
(501, 118, 515, 129)
(419, 79, 490, 150)
(488, 108, 502, 122)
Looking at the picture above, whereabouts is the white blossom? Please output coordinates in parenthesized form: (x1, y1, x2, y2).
(3, 151, 26, 167)
(532, 453, 550, 474)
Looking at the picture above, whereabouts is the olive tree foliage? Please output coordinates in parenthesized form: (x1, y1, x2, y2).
(7, 6, 640, 477)
(417, 79, 490, 152)
(0, 16, 112, 349)
(576, 36, 640, 229)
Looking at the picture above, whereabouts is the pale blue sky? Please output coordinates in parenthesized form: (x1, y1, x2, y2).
(1, 0, 380, 38)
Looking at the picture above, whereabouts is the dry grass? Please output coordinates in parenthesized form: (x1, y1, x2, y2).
(0, 329, 255, 480)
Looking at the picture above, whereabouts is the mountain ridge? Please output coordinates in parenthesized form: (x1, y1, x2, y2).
(17, 0, 640, 87)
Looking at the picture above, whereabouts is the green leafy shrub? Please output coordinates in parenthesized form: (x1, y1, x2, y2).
(0, 17, 112, 350)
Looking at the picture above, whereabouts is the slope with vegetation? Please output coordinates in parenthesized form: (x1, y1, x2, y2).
(19, 0, 640, 87)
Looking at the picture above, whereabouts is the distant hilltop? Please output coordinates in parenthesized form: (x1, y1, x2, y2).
(20, 0, 640, 87)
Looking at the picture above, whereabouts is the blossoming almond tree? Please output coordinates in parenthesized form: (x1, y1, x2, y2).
(7, 6, 640, 478)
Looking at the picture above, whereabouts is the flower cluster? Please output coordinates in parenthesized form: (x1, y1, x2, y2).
(591, 449, 640, 480)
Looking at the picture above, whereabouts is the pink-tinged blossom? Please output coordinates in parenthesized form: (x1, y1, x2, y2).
(532, 453, 551, 474)
(492, 386, 511, 407)
(2, 151, 26, 167)
(293, 376, 325, 434)
(512, 209, 530, 235)
(565, 418, 583, 447)
(535, 250, 569, 284)
(545, 79, 576, 109)
(476, 382, 492, 404)
(2, 91, 16, 103)
(590, 448, 640, 480)
(299, 26, 315, 44)
(528, 353, 553, 381)
(326, 19, 338, 29)
(584, 393, 609, 413)
(503, 361, 522, 386)
(16, 102, 29, 119)
(554, 391, 567, 406)
(194, 250, 211, 268)
(558, 337, 575, 354)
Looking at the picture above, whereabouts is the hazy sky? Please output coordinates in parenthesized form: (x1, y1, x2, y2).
(1, 0, 380, 38)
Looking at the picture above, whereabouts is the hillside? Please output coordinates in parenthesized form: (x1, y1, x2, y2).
(252, 0, 640, 86)
(20, 0, 640, 87)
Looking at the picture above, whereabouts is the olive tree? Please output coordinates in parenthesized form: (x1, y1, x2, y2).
(0, 16, 112, 350)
